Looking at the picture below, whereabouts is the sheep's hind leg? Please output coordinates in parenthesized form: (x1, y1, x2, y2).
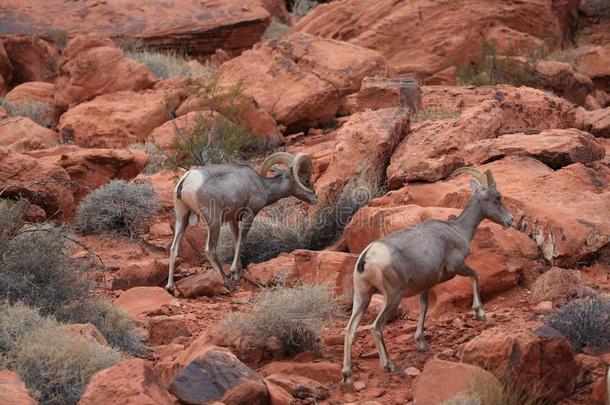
(371, 291, 402, 373)
(415, 290, 429, 352)
(229, 213, 253, 282)
(166, 202, 189, 293)
(342, 281, 373, 386)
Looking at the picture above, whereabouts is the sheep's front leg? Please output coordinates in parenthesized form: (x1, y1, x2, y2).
(456, 264, 485, 321)
(229, 213, 253, 281)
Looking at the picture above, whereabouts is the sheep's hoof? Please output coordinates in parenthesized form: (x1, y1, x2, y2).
(228, 268, 244, 282)
(416, 340, 428, 352)
(340, 372, 352, 390)
(475, 309, 486, 321)
(223, 278, 237, 292)
(165, 284, 175, 294)
(384, 361, 398, 373)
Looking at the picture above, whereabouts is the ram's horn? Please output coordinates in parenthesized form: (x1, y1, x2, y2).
(291, 153, 314, 193)
(451, 167, 488, 187)
(260, 152, 295, 177)
(484, 169, 495, 187)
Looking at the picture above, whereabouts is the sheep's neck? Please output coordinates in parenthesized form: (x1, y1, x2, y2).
(452, 197, 484, 241)
(262, 176, 292, 205)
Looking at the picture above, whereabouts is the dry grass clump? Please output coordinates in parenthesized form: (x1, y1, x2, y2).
(441, 376, 545, 405)
(548, 295, 610, 351)
(0, 98, 53, 128)
(129, 142, 167, 174)
(0, 303, 122, 405)
(411, 106, 459, 123)
(0, 204, 143, 355)
(126, 50, 211, 79)
(76, 180, 159, 238)
(0, 225, 92, 315)
(222, 285, 340, 354)
(57, 299, 144, 356)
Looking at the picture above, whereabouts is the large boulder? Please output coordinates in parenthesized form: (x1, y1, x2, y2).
(575, 106, 610, 138)
(26, 145, 147, 202)
(169, 350, 269, 405)
(575, 45, 610, 92)
(387, 86, 582, 187)
(58, 87, 185, 148)
(462, 128, 605, 169)
(294, 0, 578, 82)
(113, 286, 178, 318)
(0, 42, 12, 95)
(79, 359, 174, 405)
(0, 147, 74, 219)
(0, 1, 271, 58)
(530, 267, 583, 303)
(344, 204, 539, 312)
(314, 107, 409, 203)
(393, 157, 610, 266)
(0, 116, 58, 152)
(460, 325, 579, 402)
(1, 36, 60, 85)
(412, 359, 502, 405)
(343, 76, 422, 114)
(219, 32, 388, 131)
(5, 81, 54, 105)
(533, 59, 593, 106)
(111, 258, 169, 291)
(0, 370, 37, 405)
(53, 35, 156, 108)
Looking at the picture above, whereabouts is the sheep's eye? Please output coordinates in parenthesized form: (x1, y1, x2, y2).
(496, 196, 502, 204)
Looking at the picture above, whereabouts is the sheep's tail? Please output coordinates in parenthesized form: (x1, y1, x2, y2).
(176, 171, 190, 200)
(356, 243, 373, 273)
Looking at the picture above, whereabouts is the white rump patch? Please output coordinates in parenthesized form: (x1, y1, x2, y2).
(188, 212, 199, 226)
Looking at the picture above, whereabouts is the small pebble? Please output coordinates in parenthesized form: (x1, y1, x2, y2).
(404, 366, 421, 377)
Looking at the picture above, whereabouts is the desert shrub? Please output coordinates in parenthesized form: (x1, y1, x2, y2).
(217, 174, 382, 266)
(441, 375, 544, 405)
(161, 73, 273, 171)
(0, 200, 24, 243)
(76, 180, 159, 238)
(0, 226, 92, 315)
(57, 299, 144, 356)
(217, 198, 307, 265)
(0, 304, 121, 405)
(126, 50, 211, 79)
(0, 98, 52, 128)
(129, 142, 167, 174)
(547, 45, 592, 65)
(412, 106, 459, 123)
(548, 295, 610, 351)
(456, 40, 543, 88)
(223, 284, 340, 354)
(262, 18, 291, 40)
(288, 0, 326, 19)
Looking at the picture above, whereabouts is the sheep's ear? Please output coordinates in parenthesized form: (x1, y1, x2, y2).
(470, 179, 480, 192)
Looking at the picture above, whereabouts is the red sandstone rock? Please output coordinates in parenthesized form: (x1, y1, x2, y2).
(0, 370, 37, 405)
(0, 117, 58, 152)
(2, 36, 60, 85)
(111, 258, 169, 291)
(79, 359, 174, 405)
(5, 81, 54, 105)
(113, 286, 178, 318)
(461, 325, 579, 402)
(259, 361, 341, 384)
(575, 45, 610, 91)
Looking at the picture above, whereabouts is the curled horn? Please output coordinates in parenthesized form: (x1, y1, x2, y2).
(292, 153, 314, 193)
(260, 152, 295, 177)
(484, 169, 495, 187)
(451, 167, 488, 187)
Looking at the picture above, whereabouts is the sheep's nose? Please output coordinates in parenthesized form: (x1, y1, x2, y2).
(506, 215, 514, 227)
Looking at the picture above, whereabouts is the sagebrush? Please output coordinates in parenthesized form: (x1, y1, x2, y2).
(161, 73, 273, 171)
(76, 180, 159, 238)
(129, 142, 167, 174)
(222, 285, 340, 354)
(0, 303, 122, 405)
(126, 50, 211, 79)
(0, 98, 53, 128)
(441, 374, 545, 405)
(0, 225, 92, 315)
(548, 295, 610, 351)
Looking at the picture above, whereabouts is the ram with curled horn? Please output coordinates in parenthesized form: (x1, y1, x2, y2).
(165, 152, 317, 292)
(341, 166, 514, 386)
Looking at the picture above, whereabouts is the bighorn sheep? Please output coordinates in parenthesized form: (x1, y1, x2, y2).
(341, 167, 514, 385)
(166, 152, 317, 292)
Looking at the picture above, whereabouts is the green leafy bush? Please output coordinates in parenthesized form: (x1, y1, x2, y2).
(76, 180, 159, 238)
(222, 285, 340, 354)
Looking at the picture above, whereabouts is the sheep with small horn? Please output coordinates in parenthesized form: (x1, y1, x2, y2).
(166, 152, 317, 292)
(341, 167, 514, 386)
